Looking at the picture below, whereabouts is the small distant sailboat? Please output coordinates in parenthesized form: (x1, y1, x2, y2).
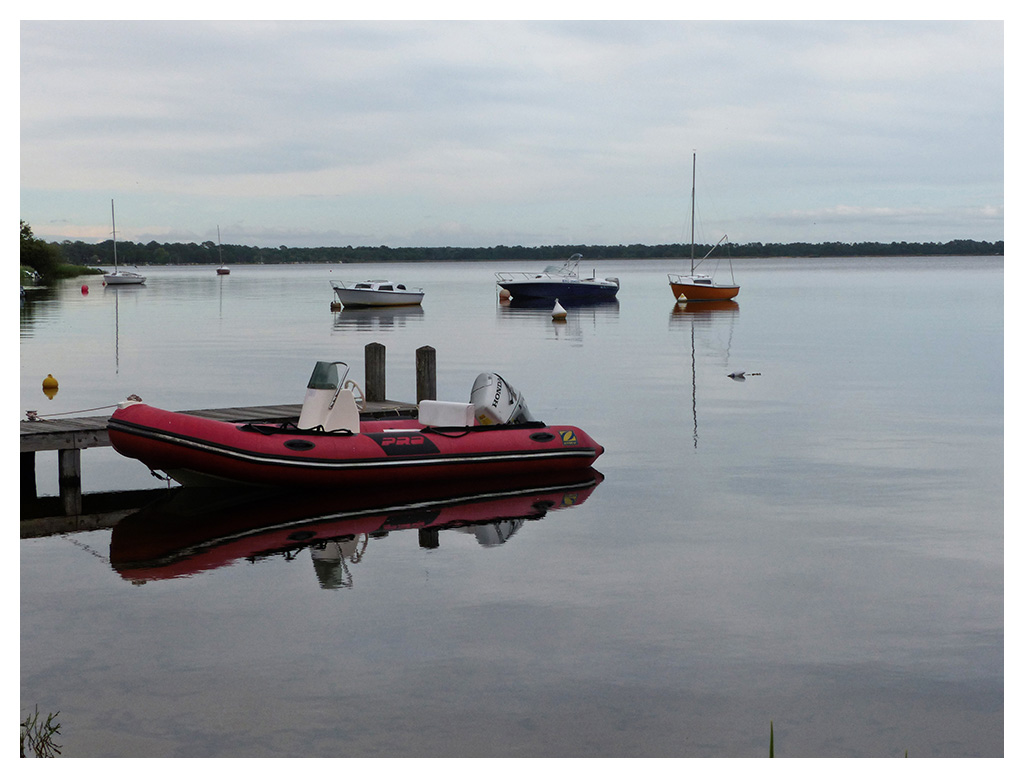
(104, 200, 146, 286)
(216, 226, 230, 274)
(667, 152, 738, 302)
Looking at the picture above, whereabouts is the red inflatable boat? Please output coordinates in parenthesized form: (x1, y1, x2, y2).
(107, 364, 605, 489)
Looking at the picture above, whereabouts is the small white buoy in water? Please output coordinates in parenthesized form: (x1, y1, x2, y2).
(551, 299, 567, 321)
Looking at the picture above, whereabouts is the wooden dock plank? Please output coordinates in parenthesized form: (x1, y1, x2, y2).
(20, 417, 113, 453)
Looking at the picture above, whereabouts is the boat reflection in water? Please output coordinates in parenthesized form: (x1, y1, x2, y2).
(670, 298, 740, 317)
(498, 296, 620, 312)
(109, 469, 603, 588)
(331, 304, 425, 332)
(670, 299, 740, 448)
(497, 296, 620, 343)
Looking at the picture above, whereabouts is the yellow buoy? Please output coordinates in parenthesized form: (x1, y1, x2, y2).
(42, 373, 59, 399)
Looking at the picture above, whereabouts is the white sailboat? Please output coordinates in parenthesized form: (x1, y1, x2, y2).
(667, 152, 738, 302)
(330, 279, 425, 307)
(216, 225, 230, 274)
(103, 200, 146, 286)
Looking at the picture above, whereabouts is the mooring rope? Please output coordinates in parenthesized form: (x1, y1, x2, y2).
(62, 534, 110, 564)
(24, 395, 141, 421)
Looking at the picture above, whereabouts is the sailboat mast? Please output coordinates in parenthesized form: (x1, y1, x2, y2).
(111, 199, 118, 271)
(690, 151, 696, 273)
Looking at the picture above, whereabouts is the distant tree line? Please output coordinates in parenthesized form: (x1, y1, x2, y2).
(40, 233, 1005, 270)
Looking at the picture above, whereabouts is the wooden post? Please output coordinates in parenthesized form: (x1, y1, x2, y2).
(364, 342, 386, 402)
(418, 528, 439, 549)
(58, 448, 82, 516)
(416, 346, 437, 403)
(21, 451, 37, 500)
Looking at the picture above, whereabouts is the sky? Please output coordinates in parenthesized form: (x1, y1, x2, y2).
(19, 17, 1005, 250)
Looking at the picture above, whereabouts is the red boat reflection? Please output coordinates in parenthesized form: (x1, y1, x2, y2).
(109, 469, 603, 586)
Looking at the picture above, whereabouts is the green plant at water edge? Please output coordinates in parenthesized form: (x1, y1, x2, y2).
(20, 706, 62, 758)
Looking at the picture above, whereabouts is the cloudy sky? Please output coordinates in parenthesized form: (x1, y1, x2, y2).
(19, 18, 1004, 249)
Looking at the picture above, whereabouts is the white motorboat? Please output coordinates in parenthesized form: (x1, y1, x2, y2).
(330, 279, 424, 308)
(104, 269, 147, 285)
(103, 201, 146, 286)
(496, 254, 619, 303)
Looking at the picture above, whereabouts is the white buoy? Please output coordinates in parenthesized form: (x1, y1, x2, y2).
(551, 299, 567, 321)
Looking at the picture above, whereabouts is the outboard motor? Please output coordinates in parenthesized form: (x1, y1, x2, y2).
(470, 372, 534, 425)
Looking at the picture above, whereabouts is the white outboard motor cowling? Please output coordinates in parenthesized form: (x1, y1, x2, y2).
(470, 372, 534, 425)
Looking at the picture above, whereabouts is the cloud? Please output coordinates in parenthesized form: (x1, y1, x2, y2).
(764, 204, 1004, 244)
(20, 20, 1003, 247)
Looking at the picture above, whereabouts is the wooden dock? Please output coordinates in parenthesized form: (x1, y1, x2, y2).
(21, 343, 435, 517)
(20, 400, 417, 516)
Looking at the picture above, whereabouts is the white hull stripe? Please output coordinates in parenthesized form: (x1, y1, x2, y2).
(110, 421, 597, 471)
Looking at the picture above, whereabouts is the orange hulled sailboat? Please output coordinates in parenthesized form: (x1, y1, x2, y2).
(668, 152, 739, 302)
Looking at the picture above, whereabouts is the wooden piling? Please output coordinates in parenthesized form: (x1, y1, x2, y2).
(21, 452, 37, 500)
(416, 346, 437, 403)
(58, 449, 83, 516)
(364, 342, 386, 402)
(418, 528, 440, 549)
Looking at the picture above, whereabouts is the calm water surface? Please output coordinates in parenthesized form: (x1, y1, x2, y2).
(19, 258, 1003, 757)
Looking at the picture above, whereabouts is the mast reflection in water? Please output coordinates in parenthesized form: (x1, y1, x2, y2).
(670, 299, 739, 448)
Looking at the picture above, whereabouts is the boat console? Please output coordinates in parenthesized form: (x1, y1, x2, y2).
(298, 361, 361, 433)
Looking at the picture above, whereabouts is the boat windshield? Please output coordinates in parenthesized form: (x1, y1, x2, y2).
(547, 253, 584, 277)
(307, 361, 349, 390)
